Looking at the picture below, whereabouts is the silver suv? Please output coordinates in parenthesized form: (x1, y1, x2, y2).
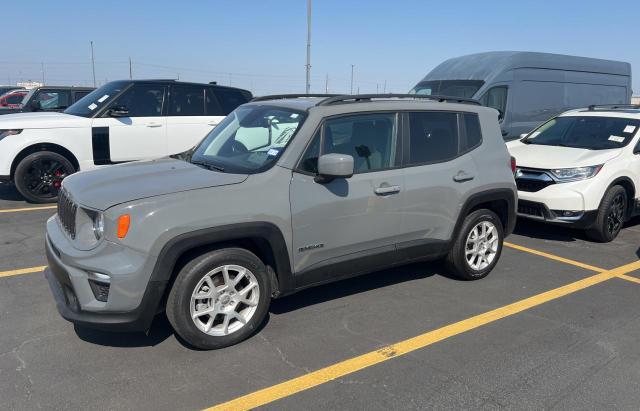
(45, 94, 517, 349)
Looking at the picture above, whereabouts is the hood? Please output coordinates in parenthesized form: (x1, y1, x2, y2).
(0, 111, 91, 129)
(63, 158, 249, 210)
(507, 140, 622, 169)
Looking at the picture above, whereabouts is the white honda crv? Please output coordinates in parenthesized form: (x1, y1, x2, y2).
(507, 105, 640, 242)
(0, 79, 251, 203)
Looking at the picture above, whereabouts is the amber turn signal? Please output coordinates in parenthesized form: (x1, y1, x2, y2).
(117, 214, 131, 239)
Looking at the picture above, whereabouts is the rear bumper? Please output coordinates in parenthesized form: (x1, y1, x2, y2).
(517, 199, 598, 229)
(45, 233, 166, 332)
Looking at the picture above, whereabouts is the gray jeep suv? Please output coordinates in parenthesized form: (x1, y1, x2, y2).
(45, 94, 517, 349)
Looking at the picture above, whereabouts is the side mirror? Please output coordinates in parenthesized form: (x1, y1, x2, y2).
(108, 105, 129, 117)
(30, 100, 42, 111)
(315, 153, 354, 183)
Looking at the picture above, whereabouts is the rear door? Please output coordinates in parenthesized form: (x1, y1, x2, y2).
(165, 84, 213, 154)
(398, 110, 479, 258)
(91, 83, 168, 163)
(290, 112, 405, 285)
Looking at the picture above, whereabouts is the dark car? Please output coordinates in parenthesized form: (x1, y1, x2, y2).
(0, 86, 95, 115)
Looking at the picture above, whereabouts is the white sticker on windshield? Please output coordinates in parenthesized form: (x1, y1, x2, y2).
(623, 125, 637, 134)
(97, 94, 109, 103)
(267, 148, 280, 156)
(609, 135, 625, 143)
(88, 103, 98, 111)
(290, 113, 299, 118)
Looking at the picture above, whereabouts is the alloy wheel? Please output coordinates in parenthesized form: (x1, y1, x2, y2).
(606, 193, 625, 236)
(465, 220, 499, 271)
(23, 158, 70, 200)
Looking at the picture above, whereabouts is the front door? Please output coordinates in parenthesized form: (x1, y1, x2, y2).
(290, 112, 404, 286)
(91, 83, 168, 163)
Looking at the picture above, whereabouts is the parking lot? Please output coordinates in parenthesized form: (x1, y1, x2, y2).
(1, 181, 640, 410)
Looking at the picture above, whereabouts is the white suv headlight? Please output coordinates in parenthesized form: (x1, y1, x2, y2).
(75, 208, 104, 248)
(550, 165, 602, 182)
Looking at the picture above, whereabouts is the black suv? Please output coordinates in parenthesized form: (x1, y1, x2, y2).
(0, 86, 95, 115)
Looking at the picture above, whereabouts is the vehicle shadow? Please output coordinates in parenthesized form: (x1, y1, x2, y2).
(73, 261, 445, 349)
(0, 183, 24, 202)
(270, 261, 444, 315)
(514, 216, 640, 243)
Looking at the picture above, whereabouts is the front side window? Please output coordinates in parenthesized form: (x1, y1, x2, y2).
(479, 86, 508, 118)
(34, 90, 71, 110)
(523, 116, 640, 150)
(107, 84, 166, 117)
(300, 113, 398, 174)
(191, 105, 306, 174)
(410, 80, 484, 98)
(408, 112, 459, 165)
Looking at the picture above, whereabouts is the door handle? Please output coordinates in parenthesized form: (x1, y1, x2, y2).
(207, 121, 219, 126)
(453, 171, 475, 183)
(374, 185, 401, 195)
(146, 122, 162, 128)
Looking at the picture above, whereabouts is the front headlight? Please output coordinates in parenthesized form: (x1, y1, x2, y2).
(75, 208, 104, 248)
(0, 129, 22, 141)
(550, 165, 603, 182)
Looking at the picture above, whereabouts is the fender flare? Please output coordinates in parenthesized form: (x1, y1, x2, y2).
(451, 188, 517, 240)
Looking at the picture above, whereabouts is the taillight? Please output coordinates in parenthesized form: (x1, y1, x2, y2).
(510, 156, 516, 175)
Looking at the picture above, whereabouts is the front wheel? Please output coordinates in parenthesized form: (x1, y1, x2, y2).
(445, 209, 504, 280)
(586, 185, 627, 243)
(14, 151, 75, 203)
(166, 248, 271, 349)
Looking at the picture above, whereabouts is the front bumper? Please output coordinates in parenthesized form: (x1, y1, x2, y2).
(45, 218, 167, 332)
(517, 199, 598, 228)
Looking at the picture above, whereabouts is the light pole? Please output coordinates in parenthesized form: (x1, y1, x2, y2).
(350, 64, 354, 94)
(90, 41, 96, 87)
(305, 0, 312, 94)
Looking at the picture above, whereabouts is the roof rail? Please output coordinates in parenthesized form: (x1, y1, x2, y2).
(587, 104, 640, 111)
(316, 94, 482, 106)
(251, 94, 340, 102)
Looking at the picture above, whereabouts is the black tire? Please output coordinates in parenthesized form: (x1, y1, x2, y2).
(586, 185, 627, 243)
(166, 248, 271, 350)
(445, 209, 504, 280)
(14, 151, 75, 203)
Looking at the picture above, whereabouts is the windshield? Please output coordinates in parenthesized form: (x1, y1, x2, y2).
(523, 116, 640, 150)
(409, 80, 484, 98)
(191, 105, 306, 174)
(64, 81, 129, 117)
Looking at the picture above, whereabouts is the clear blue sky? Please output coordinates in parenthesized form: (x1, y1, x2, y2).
(2, 0, 639, 95)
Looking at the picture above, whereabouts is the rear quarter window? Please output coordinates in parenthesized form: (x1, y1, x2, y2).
(212, 88, 251, 115)
(462, 113, 482, 151)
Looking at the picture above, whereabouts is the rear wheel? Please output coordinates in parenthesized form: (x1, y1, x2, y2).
(14, 151, 75, 203)
(445, 209, 504, 280)
(586, 185, 627, 243)
(166, 248, 271, 349)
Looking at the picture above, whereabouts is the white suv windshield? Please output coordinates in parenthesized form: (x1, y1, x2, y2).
(191, 105, 306, 174)
(523, 116, 640, 150)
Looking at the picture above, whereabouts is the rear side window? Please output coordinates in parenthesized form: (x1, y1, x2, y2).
(170, 85, 205, 116)
(407, 112, 459, 165)
(213, 88, 250, 115)
(463, 113, 482, 150)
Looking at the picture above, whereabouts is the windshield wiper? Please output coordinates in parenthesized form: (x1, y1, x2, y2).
(191, 160, 225, 172)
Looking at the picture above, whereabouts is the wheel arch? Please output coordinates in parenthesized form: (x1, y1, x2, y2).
(605, 176, 635, 219)
(10, 143, 80, 179)
(149, 222, 294, 312)
(453, 188, 517, 241)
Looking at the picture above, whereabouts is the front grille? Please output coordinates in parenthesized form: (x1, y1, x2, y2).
(57, 190, 77, 239)
(518, 200, 544, 217)
(516, 179, 554, 192)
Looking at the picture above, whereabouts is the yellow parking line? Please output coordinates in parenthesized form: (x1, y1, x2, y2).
(0, 205, 56, 214)
(205, 259, 640, 411)
(0, 265, 47, 278)
(504, 242, 605, 273)
(618, 273, 640, 285)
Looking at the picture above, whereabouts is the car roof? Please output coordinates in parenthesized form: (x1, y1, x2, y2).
(114, 79, 251, 94)
(560, 105, 640, 119)
(244, 94, 494, 115)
